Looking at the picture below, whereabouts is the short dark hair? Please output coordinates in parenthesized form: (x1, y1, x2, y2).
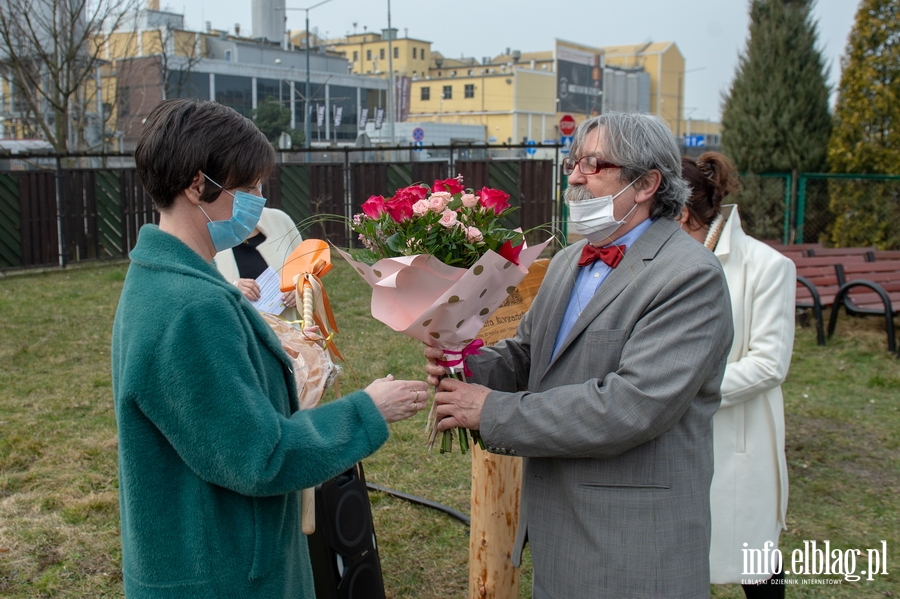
(135, 99, 275, 210)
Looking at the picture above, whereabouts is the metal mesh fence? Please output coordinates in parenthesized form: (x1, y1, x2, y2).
(729, 173, 900, 249)
(799, 175, 900, 249)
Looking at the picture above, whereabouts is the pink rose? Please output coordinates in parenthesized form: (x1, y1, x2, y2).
(478, 187, 511, 215)
(465, 226, 484, 242)
(361, 195, 386, 218)
(428, 192, 451, 212)
(461, 193, 478, 208)
(439, 209, 458, 228)
(433, 177, 465, 195)
(412, 199, 429, 216)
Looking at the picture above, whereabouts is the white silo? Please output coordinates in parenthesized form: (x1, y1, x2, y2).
(252, 0, 286, 44)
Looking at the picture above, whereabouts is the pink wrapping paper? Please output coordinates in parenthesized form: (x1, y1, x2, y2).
(337, 239, 550, 353)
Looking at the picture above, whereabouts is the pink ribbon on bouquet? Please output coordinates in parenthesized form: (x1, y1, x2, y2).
(436, 339, 485, 378)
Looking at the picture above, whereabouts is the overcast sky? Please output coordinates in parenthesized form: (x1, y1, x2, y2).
(173, 0, 860, 123)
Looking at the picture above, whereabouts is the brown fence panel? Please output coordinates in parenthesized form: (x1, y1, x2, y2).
(62, 170, 98, 263)
(456, 161, 490, 191)
(119, 169, 158, 254)
(309, 164, 347, 247)
(2, 153, 556, 271)
(351, 163, 389, 213)
(518, 160, 555, 245)
(18, 171, 58, 267)
(412, 161, 450, 187)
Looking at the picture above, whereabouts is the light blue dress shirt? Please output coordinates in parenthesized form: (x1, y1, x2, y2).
(551, 218, 656, 359)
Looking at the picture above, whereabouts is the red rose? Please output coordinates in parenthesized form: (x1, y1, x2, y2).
(498, 239, 523, 265)
(361, 195, 386, 219)
(385, 196, 415, 222)
(433, 178, 465, 195)
(394, 185, 429, 204)
(479, 187, 511, 214)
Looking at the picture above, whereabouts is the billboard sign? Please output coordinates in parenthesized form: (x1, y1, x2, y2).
(556, 41, 603, 116)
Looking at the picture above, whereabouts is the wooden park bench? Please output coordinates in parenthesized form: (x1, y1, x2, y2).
(805, 246, 877, 261)
(873, 250, 900, 261)
(828, 260, 900, 355)
(765, 241, 824, 254)
(792, 255, 868, 346)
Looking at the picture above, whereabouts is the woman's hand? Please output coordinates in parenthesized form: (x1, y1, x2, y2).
(234, 278, 261, 302)
(281, 290, 297, 308)
(365, 375, 430, 424)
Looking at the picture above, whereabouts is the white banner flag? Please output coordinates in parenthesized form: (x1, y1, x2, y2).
(316, 104, 325, 127)
(333, 105, 343, 129)
(374, 108, 385, 130)
(358, 108, 369, 130)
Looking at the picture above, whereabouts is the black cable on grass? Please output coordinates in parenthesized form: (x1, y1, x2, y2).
(366, 482, 471, 527)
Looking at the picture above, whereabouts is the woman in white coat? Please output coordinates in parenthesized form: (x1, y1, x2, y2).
(215, 206, 302, 320)
(680, 152, 795, 598)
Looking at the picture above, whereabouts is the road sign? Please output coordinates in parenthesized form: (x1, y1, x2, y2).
(412, 127, 425, 142)
(684, 135, 706, 148)
(559, 114, 576, 137)
(413, 141, 424, 152)
(560, 135, 573, 154)
(526, 140, 537, 155)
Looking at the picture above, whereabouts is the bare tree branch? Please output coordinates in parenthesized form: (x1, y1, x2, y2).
(0, 0, 140, 151)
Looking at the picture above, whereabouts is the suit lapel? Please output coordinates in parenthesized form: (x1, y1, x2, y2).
(543, 219, 680, 375)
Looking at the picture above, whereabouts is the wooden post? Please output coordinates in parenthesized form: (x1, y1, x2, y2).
(469, 260, 549, 599)
(469, 448, 522, 599)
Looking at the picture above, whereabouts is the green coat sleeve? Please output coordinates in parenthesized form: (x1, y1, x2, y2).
(132, 293, 389, 497)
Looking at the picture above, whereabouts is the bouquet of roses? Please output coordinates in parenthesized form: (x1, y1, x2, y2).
(336, 175, 549, 453)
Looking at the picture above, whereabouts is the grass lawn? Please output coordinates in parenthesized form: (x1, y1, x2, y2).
(0, 259, 897, 598)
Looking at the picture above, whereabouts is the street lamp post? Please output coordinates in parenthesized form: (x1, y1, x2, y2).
(280, 0, 335, 149)
(386, 0, 394, 147)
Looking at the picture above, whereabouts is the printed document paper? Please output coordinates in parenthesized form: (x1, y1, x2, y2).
(252, 267, 286, 315)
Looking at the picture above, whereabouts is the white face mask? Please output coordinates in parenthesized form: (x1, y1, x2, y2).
(566, 179, 639, 244)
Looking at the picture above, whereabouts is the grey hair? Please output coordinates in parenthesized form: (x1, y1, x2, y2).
(570, 112, 688, 219)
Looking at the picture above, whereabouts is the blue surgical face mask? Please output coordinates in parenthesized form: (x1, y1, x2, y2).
(199, 174, 267, 252)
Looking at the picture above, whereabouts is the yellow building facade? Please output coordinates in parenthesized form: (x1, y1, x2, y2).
(407, 65, 557, 145)
(326, 30, 689, 143)
(323, 30, 432, 78)
(600, 41, 685, 135)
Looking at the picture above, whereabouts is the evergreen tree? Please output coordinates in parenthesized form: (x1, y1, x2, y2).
(827, 0, 900, 248)
(252, 97, 305, 149)
(721, 0, 832, 173)
(827, 0, 900, 174)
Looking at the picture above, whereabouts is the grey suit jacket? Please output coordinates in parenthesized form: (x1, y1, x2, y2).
(469, 218, 733, 599)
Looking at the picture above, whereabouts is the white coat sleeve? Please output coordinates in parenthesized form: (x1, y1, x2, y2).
(719, 254, 796, 408)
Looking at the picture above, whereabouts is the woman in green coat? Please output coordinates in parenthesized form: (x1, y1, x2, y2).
(112, 99, 428, 598)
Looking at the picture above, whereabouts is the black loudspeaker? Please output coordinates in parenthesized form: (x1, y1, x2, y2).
(307, 463, 386, 599)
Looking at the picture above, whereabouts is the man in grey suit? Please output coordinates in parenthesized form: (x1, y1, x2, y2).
(426, 113, 734, 598)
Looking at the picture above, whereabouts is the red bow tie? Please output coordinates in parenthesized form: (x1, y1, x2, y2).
(578, 244, 626, 268)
